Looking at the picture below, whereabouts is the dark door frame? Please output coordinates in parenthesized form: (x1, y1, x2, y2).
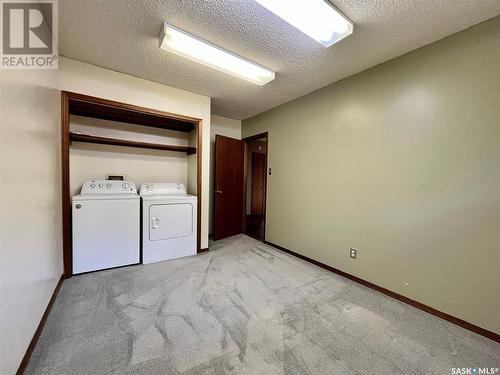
(242, 132, 268, 242)
(61, 91, 203, 278)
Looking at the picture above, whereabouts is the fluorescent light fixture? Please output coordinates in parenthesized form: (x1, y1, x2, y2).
(160, 23, 275, 86)
(255, 0, 353, 47)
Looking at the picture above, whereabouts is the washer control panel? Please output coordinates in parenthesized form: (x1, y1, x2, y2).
(81, 180, 137, 194)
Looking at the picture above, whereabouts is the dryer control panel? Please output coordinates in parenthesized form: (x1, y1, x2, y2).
(140, 183, 186, 196)
(81, 180, 137, 195)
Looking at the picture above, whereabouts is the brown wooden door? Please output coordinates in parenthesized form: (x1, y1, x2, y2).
(251, 152, 266, 215)
(214, 135, 245, 240)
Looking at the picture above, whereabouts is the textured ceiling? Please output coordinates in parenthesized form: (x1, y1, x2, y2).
(59, 1, 500, 120)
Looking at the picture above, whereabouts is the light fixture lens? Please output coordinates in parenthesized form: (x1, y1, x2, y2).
(160, 23, 275, 86)
(255, 0, 353, 47)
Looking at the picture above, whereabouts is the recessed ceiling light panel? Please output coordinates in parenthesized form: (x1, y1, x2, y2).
(255, 0, 353, 47)
(160, 23, 275, 86)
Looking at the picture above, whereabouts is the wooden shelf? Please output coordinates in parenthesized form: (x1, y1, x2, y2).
(66, 91, 197, 133)
(70, 133, 196, 155)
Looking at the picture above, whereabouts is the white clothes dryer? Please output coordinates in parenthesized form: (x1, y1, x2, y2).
(140, 183, 197, 264)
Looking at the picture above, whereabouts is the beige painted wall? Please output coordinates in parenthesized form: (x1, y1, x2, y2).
(59, 58, 211, 249)
(1, 71, 62, 374)
(0, 57, 211, 374)
(209, 115, 241, 234)
(243, 17, 500, 333)
(69, 116, 191, 196)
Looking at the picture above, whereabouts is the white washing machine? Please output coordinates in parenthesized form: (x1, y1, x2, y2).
(72, 180, 140, 274)
(140, 183, 197, 264)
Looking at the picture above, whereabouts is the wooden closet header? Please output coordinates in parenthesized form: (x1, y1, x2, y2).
(64, 91, 198, 132)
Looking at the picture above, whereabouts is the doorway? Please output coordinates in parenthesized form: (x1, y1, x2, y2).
(243, 133, 268, 241)
(213, 132, 268, 242)
(213, 135, 246, 240)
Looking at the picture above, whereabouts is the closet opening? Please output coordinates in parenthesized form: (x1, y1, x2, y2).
(61, 91, 203, 278)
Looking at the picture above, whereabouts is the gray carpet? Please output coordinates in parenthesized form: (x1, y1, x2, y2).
(26, 235, 499, 374)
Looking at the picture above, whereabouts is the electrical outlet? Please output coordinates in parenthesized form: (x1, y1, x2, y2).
(350, 248, 357, 259)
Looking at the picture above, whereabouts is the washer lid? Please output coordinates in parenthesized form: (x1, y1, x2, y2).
(73, 194, 139, 201)
(140, 183, 187, 197)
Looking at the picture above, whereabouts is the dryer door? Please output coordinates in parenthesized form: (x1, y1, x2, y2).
(149, 203, 193, 241)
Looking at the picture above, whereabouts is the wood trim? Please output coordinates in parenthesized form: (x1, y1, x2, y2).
(65, 90, 201, 122)
(16, 275, 64, 375)
(242, 132, 268, 143)
(198, 247, 209, 253)
(264, 240, 500, 343)
(196, 120, 203, 253)
(70, 133, 197, 155)
(61, 92, 72, 278)
(61, 91, 204, 276)
(242, 132, 268, 241)
(64, 90, 200, 130)
(262, 134, 268, 241)
(242, 142, 248, 232)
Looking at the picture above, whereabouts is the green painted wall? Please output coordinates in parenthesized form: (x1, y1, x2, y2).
(242, 17, 500, 333)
